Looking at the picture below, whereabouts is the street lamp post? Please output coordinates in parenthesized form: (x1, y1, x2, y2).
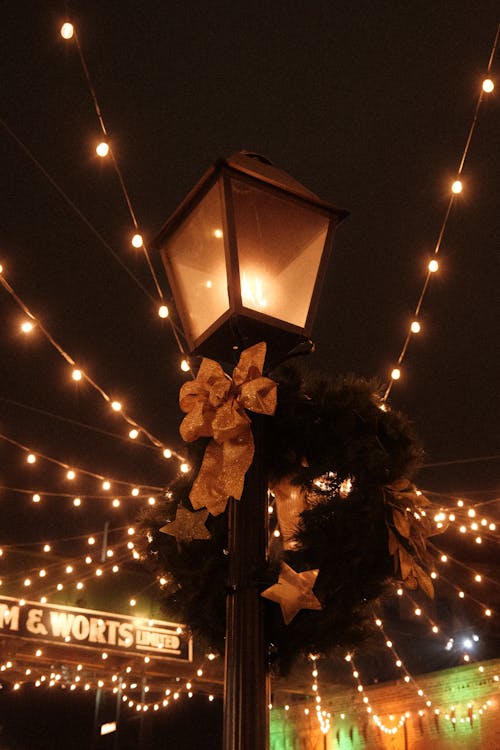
(156, 152, 346, 750)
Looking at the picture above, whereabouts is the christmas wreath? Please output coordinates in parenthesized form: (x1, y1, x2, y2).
(139, 344, 442, 673)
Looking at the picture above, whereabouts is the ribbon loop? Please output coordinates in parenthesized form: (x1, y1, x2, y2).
(179, 342, 277, 515)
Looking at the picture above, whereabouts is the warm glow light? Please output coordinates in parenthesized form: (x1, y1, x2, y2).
(241, 273, 267, 308)
(66, 469, 76, 480)
(163, 448, 172, 459)
(73, 497, 81, 507)
(96, 142, 109, 158)
(32, 494, 41, 503)
(43, 544, 51, 552)
(180, 463, 190, 474)
(482, 78, 494, 93)
(131, 234, 143, 248)
(112, 498, 120, 507)
(21, 320, 34, 333)
(391, 368, 401, 380)
(130, 599, 136, 607)
(428, 259, 439, 273)
(213, 228, 223, 238)
(451, 179, 463, 194)
(129, 429, 139, 439)
(410, 320, 421, 333)
(158, 305, 169, 318)
(72, 369, 82, 381)
(131, 487, 140, 497)
(102, 481, 111, 490)
(60, 22, 74, 39)
(111, 400, 122, 412)
(27, 453, 36, 464)
(181, 359, 190, 372)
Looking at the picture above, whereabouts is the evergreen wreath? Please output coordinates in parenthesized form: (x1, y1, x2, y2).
(139, 364, 438, 674)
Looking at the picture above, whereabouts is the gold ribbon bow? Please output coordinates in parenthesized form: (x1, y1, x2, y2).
(179, 342, 277, 516)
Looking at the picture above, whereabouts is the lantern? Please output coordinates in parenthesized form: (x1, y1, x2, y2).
(155, 151, 347, 362)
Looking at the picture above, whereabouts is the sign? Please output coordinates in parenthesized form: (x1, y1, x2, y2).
(0, 596, 192, 662)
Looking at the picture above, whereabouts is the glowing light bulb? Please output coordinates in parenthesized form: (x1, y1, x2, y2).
(60, 22, 74, 39)
(390, 368, 401, 381)
(96, 142, 109, 158)
(158, 305, 169, 318)
(24, 578, 31, 587)
(131, 234, 143, 248)
(148, 497, 156, 505)
(181, 359, 190, 372)
(32, 494, 41, 503)
(21, 320, 34, 333)
(72, 369, 82, 381)
(163, 448, 172, 459)
(43, 544, 51, 552)
(482, 78, 494, 93)
(88, 537, 95, 545)
(65, 565, 73, 574)
(111, 400, 122, 412)
(76, 582, 84, 590)
(112, 498, 120, 507)
(180, 463, 190, 474)
(129, 429, 139, 439)
(428, 259, 439, 273)
(451, 179, 463, 194)
(27, 453, 36, 464)
(213, 228, 223, 238)
(127, 527, 135, 536)
(102, 481, 111, 491)
(73, 497, 81, 507)
(131, 487, 140, 497)
(129, 598, 136, 607)
(410, 320, 421, 333)
(66, 469, 76, 480)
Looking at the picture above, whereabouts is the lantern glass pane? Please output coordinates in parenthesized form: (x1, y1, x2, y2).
(231, 178, 329, 328)
(165, 182, 229, 341)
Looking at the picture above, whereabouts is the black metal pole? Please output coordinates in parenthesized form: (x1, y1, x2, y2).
(223, 413, 270, 750)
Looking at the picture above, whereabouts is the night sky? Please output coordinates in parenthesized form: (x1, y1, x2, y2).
(0, 2, 499, 747)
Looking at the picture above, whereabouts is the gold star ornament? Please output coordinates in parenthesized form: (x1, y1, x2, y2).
(160, 506, 211, 543)
(261, 562, 322, 625)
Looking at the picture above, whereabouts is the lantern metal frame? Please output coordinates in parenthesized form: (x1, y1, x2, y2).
(155, 153, 348, 362)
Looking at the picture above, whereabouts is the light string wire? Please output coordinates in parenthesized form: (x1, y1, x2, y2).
(0, 270, 185, 461)
(0, 395, 159, 452)
(71, 30, 164, 302)
(0, 432, 164, 492)
(383, 23, 500, 400)
(67, 23, 193, 367)
(0, 114, 154, 303)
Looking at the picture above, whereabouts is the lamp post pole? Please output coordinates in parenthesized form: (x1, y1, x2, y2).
(223, 413, 270, 750)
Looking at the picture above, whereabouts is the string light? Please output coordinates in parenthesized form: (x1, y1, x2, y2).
(158, 305, 169, 319)
(428, 259, 439, 273)
(383, 31, 498, 400)
(96, 142, 109, 158)
(71, 369, 82, 381)
(131, 234, 143, 249)
(60, 23, 74, 39)
(21, 320, 35, 333)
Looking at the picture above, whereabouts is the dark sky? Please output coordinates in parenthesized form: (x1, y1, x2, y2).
(0, 1, 499, 745)
(1, 2, 498, 502)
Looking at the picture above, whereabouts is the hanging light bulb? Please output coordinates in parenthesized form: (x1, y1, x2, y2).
(72, 368, 82, 381)
(428, 259, 439, 273)
(391, 368, 401, 381)
(158, 305, 169, 319)
(451, 179, 463, 194)
(131, 234, 143, 248)
(410, 320, 421, 333)
(60, 22, 74, 39)
(482, 78, 494, 93)
(96, 142, 110, 158)
(21, 320, 35, 333)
